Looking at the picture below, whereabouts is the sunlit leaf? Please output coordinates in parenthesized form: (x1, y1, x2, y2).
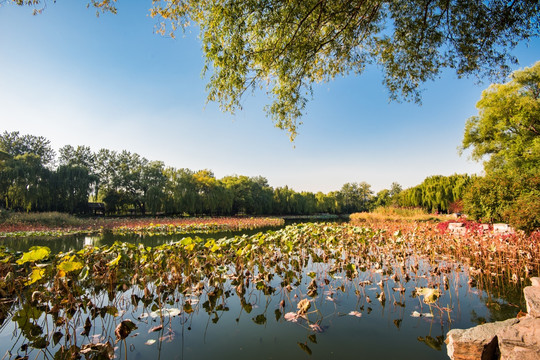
(415, 288, 441, 304)
(107, 254, 121, 267)
(297, 299, 311, 315)
(16, 246, 50, 265)
(26, 267, 45, 286)
(57, 260, 83, 273)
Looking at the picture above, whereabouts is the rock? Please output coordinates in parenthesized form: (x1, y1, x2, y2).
(524, 285, 540, 318)
(446, 318, 519, 360)
(448, 223, 466, 235)
(493, 223, 514, 234)
(448, 222, 464, 230)
(498, 317, 540, 360)
(530, 277, 540, 288)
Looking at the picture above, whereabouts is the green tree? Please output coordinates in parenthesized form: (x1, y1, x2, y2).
(163, 167, 199, 215)
(372, 189, 391, 208)
(0, 131, 55, 166)
(193, 170, 232, 215)
(461, 63, 539, 232)
(52, 165, 95, 213)
(398, 174, 471, 213)
(141, 161, 167, 215)
(13, 1, 540, 139)
(461, 61, 540, 173)
(338, 182, 373, 213)
(0, 154, 52, 211)
(59, 145, 99, 200)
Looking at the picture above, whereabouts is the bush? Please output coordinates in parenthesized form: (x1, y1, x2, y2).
(503, 193, 540, 234)
(463, 170, 540, 233)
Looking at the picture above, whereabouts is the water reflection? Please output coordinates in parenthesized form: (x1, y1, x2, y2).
(0, 222, 528, 360)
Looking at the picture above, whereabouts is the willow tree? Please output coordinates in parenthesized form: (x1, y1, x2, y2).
(12, 0, 540, 139)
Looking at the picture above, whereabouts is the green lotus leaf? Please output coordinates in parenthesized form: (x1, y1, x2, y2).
(26, 267, 45, 286)
(57, 260, 83, 273)
(16, 246, 51, 265)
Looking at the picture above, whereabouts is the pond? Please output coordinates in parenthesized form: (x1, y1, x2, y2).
(0, 223, 529, 360)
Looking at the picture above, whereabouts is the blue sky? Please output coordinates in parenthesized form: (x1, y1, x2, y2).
(1, 1, 539, 193)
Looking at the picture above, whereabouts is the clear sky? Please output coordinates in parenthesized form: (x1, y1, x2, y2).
(1, 1, 539, 193)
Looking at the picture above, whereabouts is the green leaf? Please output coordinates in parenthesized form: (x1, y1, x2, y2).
(107, 254, 121, 267)
(17, 246, 51, 265)
(26, 267, 45, 286)
(57, 260, 83, 273)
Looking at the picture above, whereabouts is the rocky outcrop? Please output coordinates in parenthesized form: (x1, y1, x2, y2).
(446, 277, 540, 360)
(498, 317, 540, 360)
(446, 318, 519, 360)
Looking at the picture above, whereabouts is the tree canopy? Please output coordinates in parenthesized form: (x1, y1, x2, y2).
(10, 0, 540, 139)
(460, 62, 539, 232)
(461, 61, 540, 173)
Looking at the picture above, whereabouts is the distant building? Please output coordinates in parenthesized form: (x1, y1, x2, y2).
(88, 202, 105, 216)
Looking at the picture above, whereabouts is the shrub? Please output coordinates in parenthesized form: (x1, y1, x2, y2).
(503, 193, 540, 234)
(463, 171, 540, 233)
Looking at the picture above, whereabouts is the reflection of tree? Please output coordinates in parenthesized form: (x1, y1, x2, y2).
(473, 274, 527, 323)
(417, 335, 445, 351)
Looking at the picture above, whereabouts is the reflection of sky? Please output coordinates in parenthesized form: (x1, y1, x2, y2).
(0, 253, 514, 360)
(84, 236, 96, 247)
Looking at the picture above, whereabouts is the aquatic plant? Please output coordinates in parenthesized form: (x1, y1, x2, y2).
(0, 222, 537, 359)
(0, 216, 284, 238)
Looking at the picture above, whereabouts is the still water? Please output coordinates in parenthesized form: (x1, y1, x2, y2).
(0, 224, 526, 360)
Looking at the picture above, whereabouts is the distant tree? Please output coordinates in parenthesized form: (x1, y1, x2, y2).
(0, 131, 55, 166)
(53, 165, 96, 213)
(315, 191, 338, 214)
(193, 170, 232, 215)
(58, 145, 99, 200)
(389, 182, 402, 198)
(59, 145, 95, 170)
(398, 174, 471, 213)
(0, 150, 12, 161)
(0, 154, 52, 211)
(141, 161, 167, 215)
(372, 189, 390, 208)
(164, 167, 198, 215)
(12, 1, 540, 139)
(338, 182, 373, 213)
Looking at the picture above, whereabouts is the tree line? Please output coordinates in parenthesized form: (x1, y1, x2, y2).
(1, 130, 484, 218)
(0, 131, 387, 216)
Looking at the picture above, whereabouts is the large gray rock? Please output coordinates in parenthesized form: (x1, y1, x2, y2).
(524, 278, 540, 318)
(447, 277, 540, 360)
(446, 318, 519, 360)
(498, 317, 540, 360)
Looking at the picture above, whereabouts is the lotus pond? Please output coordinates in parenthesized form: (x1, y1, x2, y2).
(0, 222, 537, 360)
